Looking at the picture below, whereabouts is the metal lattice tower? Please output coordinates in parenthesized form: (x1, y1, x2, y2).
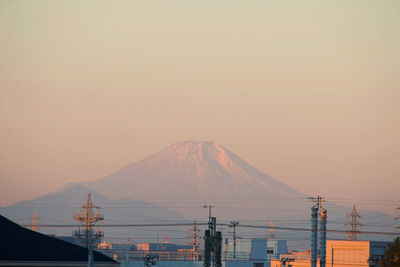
(191, 221, 199, 250)
(395, 207, 400, 230)
(269, 221, 275, 240)
(187, 221, 201, 260)
(344, 205, 363, 241)
(73, 193, 104, 267)
(32, 211, 38, 231)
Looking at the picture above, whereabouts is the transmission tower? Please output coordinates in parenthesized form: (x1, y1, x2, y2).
(187, 221, 201, 260)
(32, 211, 38, 231)
(269, 221, 275, 240)
(73, 193, 104, 267)
(229, 221, 239, 258)
(344, 205, 363, 241)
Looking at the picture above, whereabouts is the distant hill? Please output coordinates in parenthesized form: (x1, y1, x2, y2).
(0, 184, 190, 243)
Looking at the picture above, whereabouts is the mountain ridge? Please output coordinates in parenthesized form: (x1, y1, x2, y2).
(0, 184, 189, 241)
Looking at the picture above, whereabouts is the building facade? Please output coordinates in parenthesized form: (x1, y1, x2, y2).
(270, 240, 388, 267)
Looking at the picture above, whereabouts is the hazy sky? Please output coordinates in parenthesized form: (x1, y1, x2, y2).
(0, 1, 399, 211)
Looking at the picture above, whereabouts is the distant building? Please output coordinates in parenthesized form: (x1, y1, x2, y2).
(270, 240, 388, 267)
(98, 241, 136, 251)
(326, 240, 387, 267)
(223, 238, 288, 267)
(266, 240, 288, 260)
(99, 241, 195, 262)
(135, 242, 192, 252)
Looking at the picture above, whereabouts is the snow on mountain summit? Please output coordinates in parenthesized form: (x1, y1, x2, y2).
(82, 141, 305, 210)
(134, 141, 239, 176)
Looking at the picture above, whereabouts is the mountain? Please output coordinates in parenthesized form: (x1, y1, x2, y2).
(84, 141, 303, 199)
(80, 141, 397, 244)
(0, 184, 189, 241)
(80, 141, 395, 241)
(82, 141, 308, 219)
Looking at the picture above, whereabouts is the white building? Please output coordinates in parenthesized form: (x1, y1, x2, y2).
(223, 238, 287, 267)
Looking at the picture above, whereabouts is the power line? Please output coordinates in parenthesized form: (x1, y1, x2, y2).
(20, 222, 400, 237)
(22, 222, 209, 228)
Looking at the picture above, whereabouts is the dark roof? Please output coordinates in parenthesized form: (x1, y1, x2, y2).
(0, 214, 115, 262)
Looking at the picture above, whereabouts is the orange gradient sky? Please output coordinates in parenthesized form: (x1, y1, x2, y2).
(0, 1, 399, 210)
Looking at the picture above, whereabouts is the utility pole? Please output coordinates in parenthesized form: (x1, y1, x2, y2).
(73, 194, 104, 267)
(319, 209, 327, 267)
(204, 229, 211, 267)
(215, 231, 222, 267)
(204, 205, 216, 237)
(229, 221, 239, 258)
(203, 205, 220, 267)
(309, 196, 325, 212)
(310, 206, 318, 267)
(204, 205, 215, 226)
(309, 196, 327, 267)
(345, 205, 363, 241)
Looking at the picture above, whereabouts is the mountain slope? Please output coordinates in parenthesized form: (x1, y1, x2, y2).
(91, 141, 304, 199)
(0, 184, 188, 240)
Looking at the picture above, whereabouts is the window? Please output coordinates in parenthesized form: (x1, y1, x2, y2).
(253, 263, 264, 267)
